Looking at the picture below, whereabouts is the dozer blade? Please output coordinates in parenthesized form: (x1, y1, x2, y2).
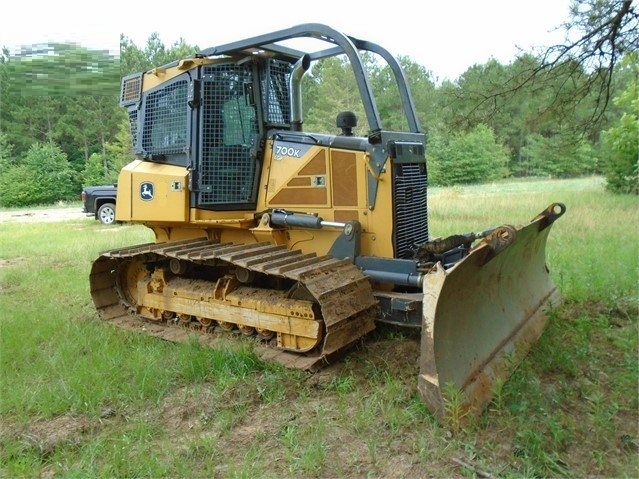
(418, 203, 566, 419)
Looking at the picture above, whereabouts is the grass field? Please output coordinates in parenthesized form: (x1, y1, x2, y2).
(1, 177, 637, 478)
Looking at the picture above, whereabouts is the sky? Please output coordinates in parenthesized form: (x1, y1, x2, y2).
(2, 0, 573, 81)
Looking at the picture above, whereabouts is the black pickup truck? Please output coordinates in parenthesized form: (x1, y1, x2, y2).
(81, 185, 117, 225)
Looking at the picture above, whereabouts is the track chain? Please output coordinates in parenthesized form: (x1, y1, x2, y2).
(90, 238, 377, 371)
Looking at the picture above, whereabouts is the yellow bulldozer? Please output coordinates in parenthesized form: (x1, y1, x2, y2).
(90, 24, 565, 419)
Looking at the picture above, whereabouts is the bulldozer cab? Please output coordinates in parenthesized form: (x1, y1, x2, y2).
(120, 24, 424, 212)
(124, 62, 262, 210)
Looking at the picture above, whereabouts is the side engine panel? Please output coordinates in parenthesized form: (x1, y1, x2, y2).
(116, 160, 189, 223)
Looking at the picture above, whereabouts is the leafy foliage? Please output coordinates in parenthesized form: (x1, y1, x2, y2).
(600, 54, 639, 194)
(542, 0, 638, 125)
(518, 132, 597, 178)
(428, 124, 510, 186)
(0, 143, 76, 206)
(303, 56, 367, 135)
(0, 38, 195, 205)
(0, 43, 121, 168)
(469, 0, 639, 134)
(82, 152, 110, 186)
(0, 131, 14, 169)
(120, 33, 199, 77)
(81, 119, 134, 186)
(0, 6, 637, 205)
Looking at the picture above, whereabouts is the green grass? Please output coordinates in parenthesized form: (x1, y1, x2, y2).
(1, 177, 637, 478)
(429, 176, 638, 301)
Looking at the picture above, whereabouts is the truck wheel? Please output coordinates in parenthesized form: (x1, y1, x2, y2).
(97, 203, 116, 225)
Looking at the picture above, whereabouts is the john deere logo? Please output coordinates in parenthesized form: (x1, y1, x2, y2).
(140, 182, 154, 201)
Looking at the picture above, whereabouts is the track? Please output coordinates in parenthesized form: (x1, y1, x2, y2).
(89, 238, 378, 371)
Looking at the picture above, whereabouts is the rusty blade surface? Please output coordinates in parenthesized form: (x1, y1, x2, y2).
(418, 203, 565, 419)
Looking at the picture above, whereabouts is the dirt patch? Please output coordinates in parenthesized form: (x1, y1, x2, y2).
(145, 334, 430, 477)
(21, 414, 92, 456)
(563, 299, 638, 326)
(0, 207, 88, 223)
(0, 257, 25, 268)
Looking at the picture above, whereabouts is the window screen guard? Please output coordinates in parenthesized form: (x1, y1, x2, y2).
(196, 63, 260, 207)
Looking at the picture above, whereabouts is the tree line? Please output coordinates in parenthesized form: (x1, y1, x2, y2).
(0, 0, 636, 207)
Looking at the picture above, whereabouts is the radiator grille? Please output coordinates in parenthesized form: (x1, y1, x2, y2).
(198, 64, 258, 206)
(141, 79, 188, 155)
(393, 163, 429, 258)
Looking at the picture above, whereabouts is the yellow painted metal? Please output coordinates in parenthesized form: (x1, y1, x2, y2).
(265, 145, 332, 208)
(359, 153, 395, 259)
(117, 161, 189, 223)
(139, 57, 221, 92)
(114, 160, 136, 221)
(116, 259, 147, 306)
(250, 214, 289, 245)
(418, 204, 565, 419)
(117, 139, 397, 259)
(136, 267, 323, 352)
(255, 139, 396, 258)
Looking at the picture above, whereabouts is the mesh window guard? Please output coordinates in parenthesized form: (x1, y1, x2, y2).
(260, 59, 291, 126)
(128, 110, 138, 148)
(198, 64, 259, 206)
(142, 79, 189, 155)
